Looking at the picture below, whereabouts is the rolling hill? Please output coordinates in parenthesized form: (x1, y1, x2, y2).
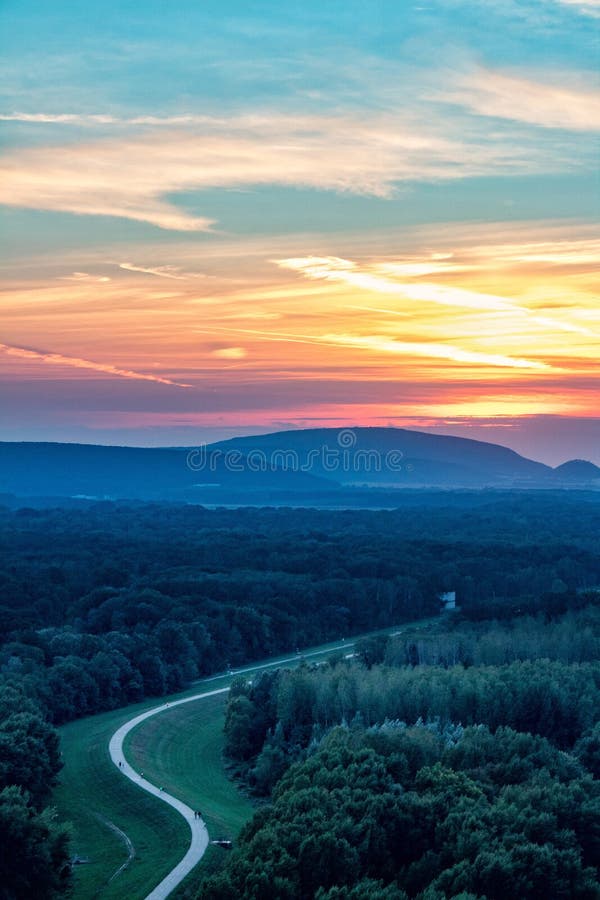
(0, 428, 598, 504)
(0, 441, 334, 502)
(211, 427, 553, 487)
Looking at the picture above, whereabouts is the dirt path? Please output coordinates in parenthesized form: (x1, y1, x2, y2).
(94, 815, 135, 884)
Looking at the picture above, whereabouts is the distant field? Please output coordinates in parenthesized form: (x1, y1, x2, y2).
(53, 622, 429, 899)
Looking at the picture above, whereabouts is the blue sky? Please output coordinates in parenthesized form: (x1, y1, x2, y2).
(2, 0, 598, 235)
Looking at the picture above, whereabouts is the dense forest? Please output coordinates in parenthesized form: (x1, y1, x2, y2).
(1, 493, 599, 896)
(202, 607, 600, 898)
(1, 494, 599, 725)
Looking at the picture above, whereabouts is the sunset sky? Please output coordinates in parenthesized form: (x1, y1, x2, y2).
(1, 0, 599, 464)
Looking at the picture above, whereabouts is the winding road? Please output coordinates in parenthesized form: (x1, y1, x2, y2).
(108, 687, 227, 899)
(109, 635, 404, 898)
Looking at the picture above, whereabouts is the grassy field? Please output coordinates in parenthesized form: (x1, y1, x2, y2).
(52, 704, 191, 899)
(53, 621, 432, 899)
(125, 693, 253, 840)
(124, 692, 254, 898)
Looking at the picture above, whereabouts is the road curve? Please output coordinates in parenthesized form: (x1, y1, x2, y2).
(108, 687, 228, 899)
(108, 638, 366, 898)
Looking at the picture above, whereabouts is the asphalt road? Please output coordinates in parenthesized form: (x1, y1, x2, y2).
(108, 688, 227, 899)
(109, 632, 405, 897)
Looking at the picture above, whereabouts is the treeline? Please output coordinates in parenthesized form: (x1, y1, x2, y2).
(383, 605, 600, 668)
(225, 653, 600, 795)
(0, 684, 71, 897)
(205, 608, 600, 897)
(1, 498, 599, 724)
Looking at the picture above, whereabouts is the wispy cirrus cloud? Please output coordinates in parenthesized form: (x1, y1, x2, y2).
(60, 271, 111, 282)
(438, 67, 600, 130)
(0, 342, 191, 387)
(197, 324, 551, 370)
(277, 255, 518, 311)
(0, 106, 585, 230)
(0, 112, 250, 126)
(118, 262, 206, 280)
(0, 113, 119, 124)
(553, 0, 600, 17)
(319, 333, 552, 370)
(275, 255, 593, 332)
(465, 236, 600, 266)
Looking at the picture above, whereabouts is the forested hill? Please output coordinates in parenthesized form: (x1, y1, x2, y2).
(1, 428, 599, 502)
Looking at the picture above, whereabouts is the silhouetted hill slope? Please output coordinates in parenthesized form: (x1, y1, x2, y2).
(211, 427, 552, 486)
(553, 459, 600, 482)
(1, 429, 598, 501)
(0, 441, 334, 500)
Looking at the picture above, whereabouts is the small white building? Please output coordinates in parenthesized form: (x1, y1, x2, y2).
(439, 591, 456, 611)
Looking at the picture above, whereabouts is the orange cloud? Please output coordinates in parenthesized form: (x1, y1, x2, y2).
(275, 255, 595, 336)
(212, 347, 248, 359)
(118, 262, 207, 280)
(0, 342, 191, 387)
(2, 219, 597, 424)
(198, 325, 552, 370)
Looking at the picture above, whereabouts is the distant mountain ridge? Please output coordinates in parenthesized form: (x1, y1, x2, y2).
(211, 427, 553, 486)
(211, 427, 599, 488)
(0, 428, 598, 503)
(0, 440, 332, 501)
